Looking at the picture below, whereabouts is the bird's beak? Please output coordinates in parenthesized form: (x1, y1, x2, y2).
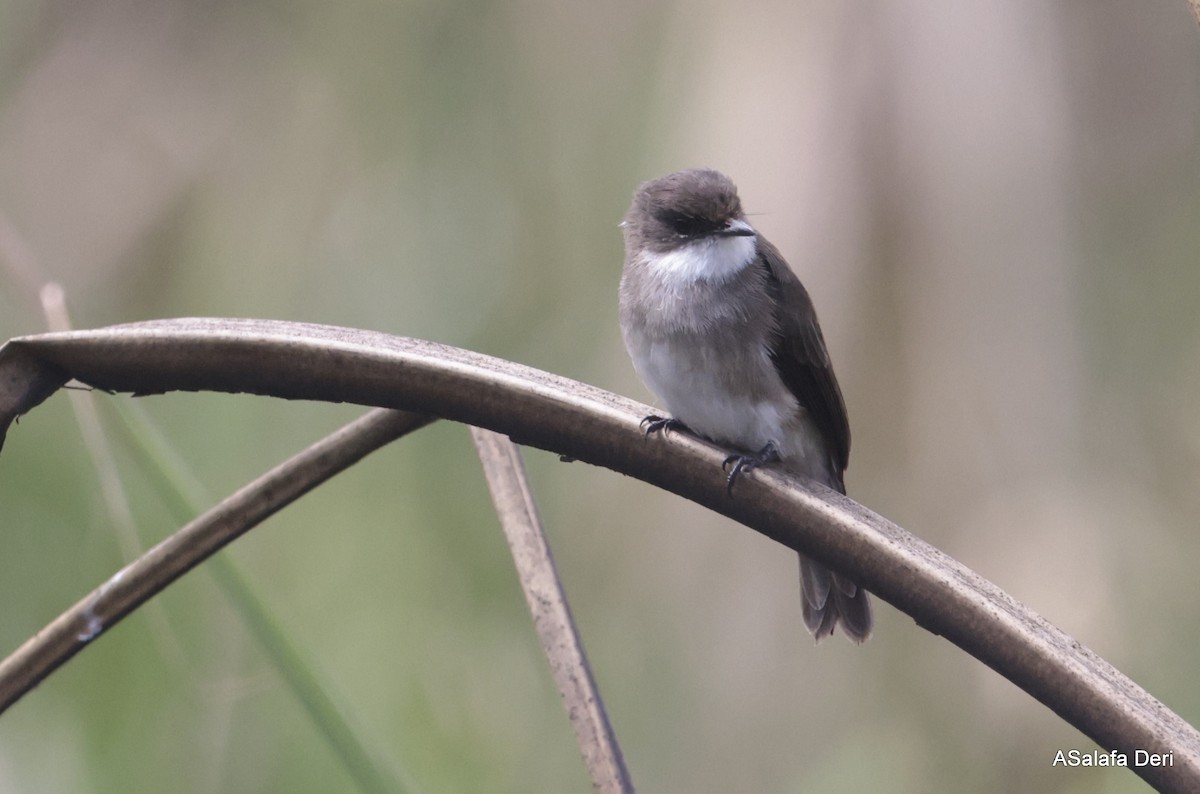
(717, 218, 756, 238)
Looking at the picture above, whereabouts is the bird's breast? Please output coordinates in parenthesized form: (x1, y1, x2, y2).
(629, 326, 794, 450)
(620, 269, 834, 481)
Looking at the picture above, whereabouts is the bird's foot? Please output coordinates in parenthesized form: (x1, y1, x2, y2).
(640, 415, 688, 437)
(722, 441, 781, 494)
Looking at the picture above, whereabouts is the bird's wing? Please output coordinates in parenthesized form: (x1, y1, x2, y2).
(756, 236, 851, 482)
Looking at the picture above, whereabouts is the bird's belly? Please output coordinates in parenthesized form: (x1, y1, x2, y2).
(636, 338, 793, 452)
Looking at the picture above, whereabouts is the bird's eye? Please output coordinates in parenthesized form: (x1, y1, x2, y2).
(659, 211, 718, 238)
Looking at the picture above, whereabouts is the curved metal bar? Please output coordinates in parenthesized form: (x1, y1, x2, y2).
(1, 318, 1197, 793)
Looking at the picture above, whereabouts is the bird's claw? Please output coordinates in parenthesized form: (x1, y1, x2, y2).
(722, 441, 781, 494)
(640, 415, 686, 436)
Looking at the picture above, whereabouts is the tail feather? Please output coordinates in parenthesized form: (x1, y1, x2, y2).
(799, 554, 872, 643)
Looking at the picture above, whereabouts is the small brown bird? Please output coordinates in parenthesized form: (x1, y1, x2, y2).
(618, 168, 871, 642)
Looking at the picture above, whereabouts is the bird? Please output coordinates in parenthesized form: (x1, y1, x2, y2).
(618, 168, 871, 643)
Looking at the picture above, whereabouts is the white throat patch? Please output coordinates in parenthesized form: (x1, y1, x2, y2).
(645, 230, 757, 283)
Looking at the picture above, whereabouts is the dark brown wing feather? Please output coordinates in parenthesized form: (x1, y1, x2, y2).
(755, 236, 850, 489)
(758, 235, 871, 642)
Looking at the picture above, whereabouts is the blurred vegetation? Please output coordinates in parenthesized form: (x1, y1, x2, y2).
(2, 2, 1199, 792)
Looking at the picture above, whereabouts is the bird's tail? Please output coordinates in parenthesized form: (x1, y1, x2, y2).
(799, 554, 872, 643)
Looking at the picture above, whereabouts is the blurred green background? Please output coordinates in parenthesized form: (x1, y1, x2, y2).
(2, 2, 1199, 792)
